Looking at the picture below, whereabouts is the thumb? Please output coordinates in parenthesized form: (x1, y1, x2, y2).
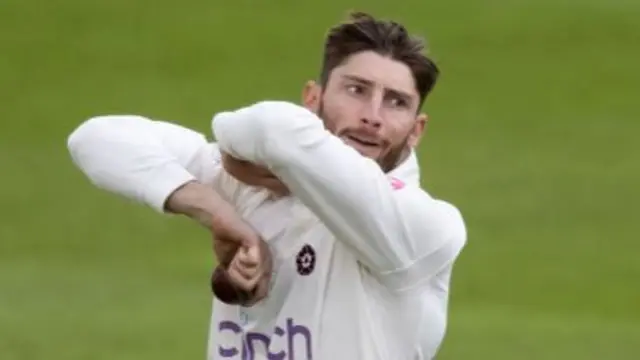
(239, 245, 261, 266)
(238, 229, 261, 248)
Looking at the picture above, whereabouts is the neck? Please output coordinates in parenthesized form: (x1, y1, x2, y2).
(394, 146, 413, 170)
(381, 145, 412, 173)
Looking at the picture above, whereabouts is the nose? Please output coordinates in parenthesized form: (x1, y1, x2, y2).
(360, 115, 382, 129)
(360, 98, 383, 129)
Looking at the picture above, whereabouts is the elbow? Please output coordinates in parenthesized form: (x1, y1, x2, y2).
(67, 116, 108, 159)
(67, 115, 140, 158)
(211, 101, 321, 162)
(258, 101, 318, 133)
(242, 101, 318, 139)
(251, 101, 323, 153)
(212, 101, 303, 152)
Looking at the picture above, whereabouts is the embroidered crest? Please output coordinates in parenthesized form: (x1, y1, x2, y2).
(295, 244, 316, 276)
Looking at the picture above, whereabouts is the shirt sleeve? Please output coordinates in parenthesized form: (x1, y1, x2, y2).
(211, 101, 466, 291)
(67, 114, 222, 213)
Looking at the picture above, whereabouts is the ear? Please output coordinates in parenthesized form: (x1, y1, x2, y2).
(302, 80, 322, 113)
(407, 113, 428, 148)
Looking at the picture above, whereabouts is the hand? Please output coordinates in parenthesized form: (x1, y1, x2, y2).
(221, 152, 290, 198)
(211, 238, 273, 306)
(209, 200, 273, 305)
(164, 181, 267, 268)
(163, 180, 273, 305)
(230, 241, 272, 301)
(209, 200, 266, 268)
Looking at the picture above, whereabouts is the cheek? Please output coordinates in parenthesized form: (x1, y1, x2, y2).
(322, 96, 358, 131)
(386, 119, 417, 145)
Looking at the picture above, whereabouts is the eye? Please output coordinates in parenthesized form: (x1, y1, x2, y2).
(346, 84, 364, 94)
(389, 96, 408, 108)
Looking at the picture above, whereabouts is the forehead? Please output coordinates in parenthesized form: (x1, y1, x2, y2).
(330, 51, 418, 98)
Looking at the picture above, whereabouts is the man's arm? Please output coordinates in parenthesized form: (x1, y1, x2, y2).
(67, 114, 222, 216)
(212, 101, 466, 290)
(67, 114, 273, 301)
(66, 114, 264, 261)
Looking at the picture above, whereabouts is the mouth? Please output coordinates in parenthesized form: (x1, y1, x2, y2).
(344, 134, 380, 148)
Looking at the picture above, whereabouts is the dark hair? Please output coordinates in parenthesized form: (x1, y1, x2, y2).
(319, 11, 440, 107)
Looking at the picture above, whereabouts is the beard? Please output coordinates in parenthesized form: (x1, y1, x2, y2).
(317, 101, 412, 173)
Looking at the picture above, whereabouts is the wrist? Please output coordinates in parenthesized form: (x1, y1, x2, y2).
(165, 181, 229, 229)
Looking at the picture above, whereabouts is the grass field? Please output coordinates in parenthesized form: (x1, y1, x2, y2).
(1, 0, 638, 359)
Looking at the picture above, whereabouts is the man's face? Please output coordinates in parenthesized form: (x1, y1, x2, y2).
(303, 50, 427, 172)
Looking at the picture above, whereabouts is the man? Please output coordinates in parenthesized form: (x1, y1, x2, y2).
(67, 11, 466, 360)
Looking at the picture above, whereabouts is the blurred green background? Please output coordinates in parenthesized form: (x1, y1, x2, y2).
(1, 0, 638, 359)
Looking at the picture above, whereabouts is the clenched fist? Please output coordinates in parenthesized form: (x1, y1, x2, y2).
(164, 180, 273, 306)
(211, 240, 273, 306)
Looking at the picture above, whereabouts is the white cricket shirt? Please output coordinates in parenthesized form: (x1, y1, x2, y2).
(67, 101, 467, 360)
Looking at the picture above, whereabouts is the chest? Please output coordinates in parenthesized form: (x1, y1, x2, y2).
(240, 193, 333, 296)
(214, 172, 335, 292)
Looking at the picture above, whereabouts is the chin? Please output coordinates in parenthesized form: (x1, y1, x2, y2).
(353, 146, 381, 159)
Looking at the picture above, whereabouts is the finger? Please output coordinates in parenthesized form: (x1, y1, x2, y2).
(213, 240, 239, 267)
(237, 246, 260, 267)
(230, 245, 266, 278)
(237, 255, 259, 270)
(230, 254, 257, 280)
(223, 156, 273, 180)
(254, 276, 270, 301)
(230, 263, 256, 281)
(269, 182, 290, 195)
(262, 179, 290, 198)
(222, 155, 284, 191)
(227, 265, 262, 292)
(243, 277, 270, 306)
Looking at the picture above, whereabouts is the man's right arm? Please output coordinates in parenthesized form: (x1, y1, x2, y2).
(67, 115, 273, 298)
(66, 114, 223, 225)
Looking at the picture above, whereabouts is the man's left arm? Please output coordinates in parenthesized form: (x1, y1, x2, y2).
(212, 101, 466, 290)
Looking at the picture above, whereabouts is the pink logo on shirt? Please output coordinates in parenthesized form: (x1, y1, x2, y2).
(390, 177, 405, 190)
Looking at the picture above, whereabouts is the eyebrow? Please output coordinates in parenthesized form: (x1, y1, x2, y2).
(342, 74, 414, 102)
